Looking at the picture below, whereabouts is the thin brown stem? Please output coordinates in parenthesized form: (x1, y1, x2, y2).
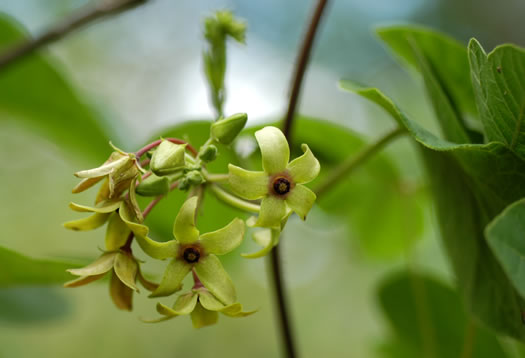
(0, 0, 149, 71)
(272, 1, 330, 357)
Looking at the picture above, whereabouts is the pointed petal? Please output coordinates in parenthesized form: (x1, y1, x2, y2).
(134, 235, 179, 260)
(220, 303, 257, 317)
(191, 302, 219, 328)
(287, 144, 320, 184)
(114, 252, 139, 291)
(63, 273, 105, 288)
(140, 315, 176, 324)
(72, 176, 103, 194)
(199, 218, 245, 255)
(197, 289, 225, 311)
(109, 270, 133, 311)
(160, 292, 198, 315)
(95, 178, 110, 204)
(241, 227, 280, 259)
(105, 213, 131, 251)
(149, 259, 191, 297)
(137, 266, 159, 292)
(255, 196, 287, 228)
(228, 164, 268, 200)
(68, 200, 121, 213)
(285, 184, 316, 220)
(63, 212, 111, 231)
(194, 254, 236, 305)
(255, 126, 289, 174)
(67, 253, 117, 276)
(173, 196, 200, 244)
(128, 177, 144, 222)
(119, 201, 149, 238)
(75, 155, 129, 178)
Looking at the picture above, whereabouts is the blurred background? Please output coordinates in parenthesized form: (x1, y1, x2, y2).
(2, 0, 525, 357)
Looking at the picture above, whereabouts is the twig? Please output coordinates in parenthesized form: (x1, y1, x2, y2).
(314, 127, 406, 197)
(272, 1, 330, 357)
(0, 0, 149, 71)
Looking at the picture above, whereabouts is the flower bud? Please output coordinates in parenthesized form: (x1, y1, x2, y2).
(199, 144, 218, 162)
(210, 113, 247, 145)
(136, 174, 170, 196)
(150, 140, 186, 176)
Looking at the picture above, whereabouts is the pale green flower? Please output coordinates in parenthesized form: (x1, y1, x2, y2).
(145, 286, 255, 328)
(228, 126, 320, 228)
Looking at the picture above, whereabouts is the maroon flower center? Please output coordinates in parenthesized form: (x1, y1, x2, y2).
(183, 247, 201, 263)
(272, 177, 291, 196)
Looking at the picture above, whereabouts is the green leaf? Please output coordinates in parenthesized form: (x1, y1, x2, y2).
(486, 198, 525, 300)
(0, 246, 79, 287)
(469, 39, 525, 160)
(378, 271, 508, 358)
(341, 80, 525, 341)
(0, 14, 116, 162)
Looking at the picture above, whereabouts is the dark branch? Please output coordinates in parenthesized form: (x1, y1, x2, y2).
(0, 0, 149, 71)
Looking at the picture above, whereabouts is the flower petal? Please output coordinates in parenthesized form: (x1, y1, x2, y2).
(63, 273, 105, 288)
(285, 184, 316, 220)
(137, 265, 159, 292)
(149, 259, 190, 297)
(286, 144, 320, 184)
(75, 155, 129, 178)
(114, 252, 139, 292)
(109, 270, 133, 311)
(255, 126, 290, 174)
(191, 302, 219, 328)
(67, 253, 117, 276)
(194, 254, 236, 305)
(105, 213, 131, 251)
(228, 164, 268, 200)
(134, 235, 179, 260)
(220, 303, 257, 317)
(166, 292, 199, 315)
(173, 196, 200, 244)
(63, 212, 111, 231)
(95, 178, 110, 204)
(72, 176, 104, 194)
(199, 218, 245, 255)
(197, 289, 225, 311)
(69, 200, 121, 213)
(255, 196, 287, 228)
(241, 227, 280, 259)
(119, 201, 149, 238)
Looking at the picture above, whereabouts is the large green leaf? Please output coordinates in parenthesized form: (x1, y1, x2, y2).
(377, 25, 478, 121)
(378, 271, 507, 358)
(241, 117, 425, 259)
(486, 198, 525, 300)
(469, 39, 525, 160)
(0, 245, 78, 286)
(341, 80, 525, 341)
(0, 14, 114, 161)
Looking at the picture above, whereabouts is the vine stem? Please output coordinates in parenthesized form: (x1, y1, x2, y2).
(0, 0, 149, 71)
(314, 127, 406, 197)
(274, 0, 330, 357)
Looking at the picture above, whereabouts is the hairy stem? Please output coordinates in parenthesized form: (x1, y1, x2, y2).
(274, 0, 330, 357)
(315, 127, 405, 197)
(0, 0, 149, 71)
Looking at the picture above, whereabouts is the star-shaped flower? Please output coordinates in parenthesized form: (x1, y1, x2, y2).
(64, 250, 157, 311)
(124, 196, 245, 305)
(146, 286, 255, 328)
(228, 126, 320, 228)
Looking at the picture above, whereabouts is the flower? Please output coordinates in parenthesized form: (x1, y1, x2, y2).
(64, 250, 157, 311)
(228, 126, 320, 228)
(126, 196, 245, 305)
(145, 286, 255, 328)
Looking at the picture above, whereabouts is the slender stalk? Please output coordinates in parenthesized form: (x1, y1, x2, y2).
(273, 1, 330, 357)
(0, 0, 149, 71)
(314, 127, 405, 197)
(209, 184, 260, 213)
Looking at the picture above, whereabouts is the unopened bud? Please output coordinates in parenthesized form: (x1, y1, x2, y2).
(150, 141, 186, 176)
(199, 145, 218, 162)
(210, 113, 247, 145)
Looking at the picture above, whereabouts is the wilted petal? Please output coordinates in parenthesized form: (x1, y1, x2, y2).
(255, 126, 289, 174)
(63, 212, 111, 231)
(228, 164, 268, 200)
(67, 252, 117, 276)
(113, 252, 139, 291)
(194, 254, 236, 305)
(119, 201, 149, 238)
(72, 176, 103, 194)
(64, 273, 105, 288)
(149, 259, 191, 297)
(95, 178, 110, 204)
(285, 184, 316, 220)
(287, 144, 320, 184)
(255, 196, 287, 228)
(191, 302, 219, 328)
(68, 200, 121, 213)
(75, 155, 129, 178)
(199, 218, 244, 255)
(109, 270, 133, 311)
(173, 196, 200, 244)
(105, 213, 131, 251)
